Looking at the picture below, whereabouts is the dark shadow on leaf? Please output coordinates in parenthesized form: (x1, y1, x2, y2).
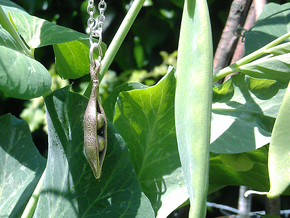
(211, 74, 280, 154)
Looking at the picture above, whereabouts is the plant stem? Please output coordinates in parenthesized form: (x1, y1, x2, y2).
(213, 31, 290, 82)
(265, 196, 281, 216)
(213, 0, 252, 74)
(238, 186, 251, 218)
(0, 6, 32, 57)
(21, 168, 46, 218)
(99, 0, 145, 82)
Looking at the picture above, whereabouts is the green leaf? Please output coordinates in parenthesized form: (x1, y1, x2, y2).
(175, 0, 213, 217)
(109, 70, 289, 202)
(0, 46, 51, 99)
(0, 114, 46, 218)
(169, 0, 184, 8)
(211, 74, 286, 154)
(9, 11, 89, 48)
(103, 82, 148, 122)
(209, 146, 270, 194)
(237, 53, 290, 84)
(0, 26, 22, 52)
(210, 77, 290, 196)
(53, 40, 106, 79)
(245, 2, 290, 55)
(113, 69, 188, 218)
(269, 42, 290, 56)
(0, 4, 31, 56)
(267, 80, 290, 198)
(1, 7, 106, 80)
(220, 153, 254, 172)
(37, 86, 154, 217)
(0, 0, 26, 13)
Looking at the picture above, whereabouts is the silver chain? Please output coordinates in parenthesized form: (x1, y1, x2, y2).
(87, 0, 107, 65)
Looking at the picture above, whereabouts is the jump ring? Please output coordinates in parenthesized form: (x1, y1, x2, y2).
(89, 43, 103, 66)
(98, 1, 107, 11)
(87, 18, 96, 30)
(87, 5, 95, 15)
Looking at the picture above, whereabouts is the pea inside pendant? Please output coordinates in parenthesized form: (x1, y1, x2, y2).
(83, 60, 107, 179)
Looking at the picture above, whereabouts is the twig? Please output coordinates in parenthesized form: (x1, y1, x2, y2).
(238, 186, 252, 218)
(213, 0, 253, 82)
(207, 201, 290, 217)
(224, 0, 256, 81)
(265, 197, 281, 217)
(254, 0, 268, 19)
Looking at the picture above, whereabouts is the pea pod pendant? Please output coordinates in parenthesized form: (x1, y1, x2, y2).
(84, 60, 107, 179)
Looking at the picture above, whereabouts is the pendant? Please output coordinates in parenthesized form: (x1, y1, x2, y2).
(84, 60, 107, 179)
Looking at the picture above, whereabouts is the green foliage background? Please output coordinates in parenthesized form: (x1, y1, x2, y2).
(3, 0, 286, 156)
(2, 0, 290, 217)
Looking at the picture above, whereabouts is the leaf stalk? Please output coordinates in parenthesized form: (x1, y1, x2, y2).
(21, 169, 46, 218)
(99, 0, 145, 82)
(213, 31, 290, 82)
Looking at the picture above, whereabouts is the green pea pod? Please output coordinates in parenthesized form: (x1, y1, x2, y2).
(268, 80, 290, 198)
(175, 0, 213, 217)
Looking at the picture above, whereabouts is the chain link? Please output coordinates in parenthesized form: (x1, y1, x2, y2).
(87, 0, 107, 65)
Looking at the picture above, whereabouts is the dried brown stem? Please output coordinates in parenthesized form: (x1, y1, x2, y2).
(265, 197, 281, 217)
(224, 0, 256, 81)
(213, 0, 253, 83)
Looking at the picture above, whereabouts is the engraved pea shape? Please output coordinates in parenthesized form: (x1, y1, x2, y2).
(84, 60, 107, 179)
